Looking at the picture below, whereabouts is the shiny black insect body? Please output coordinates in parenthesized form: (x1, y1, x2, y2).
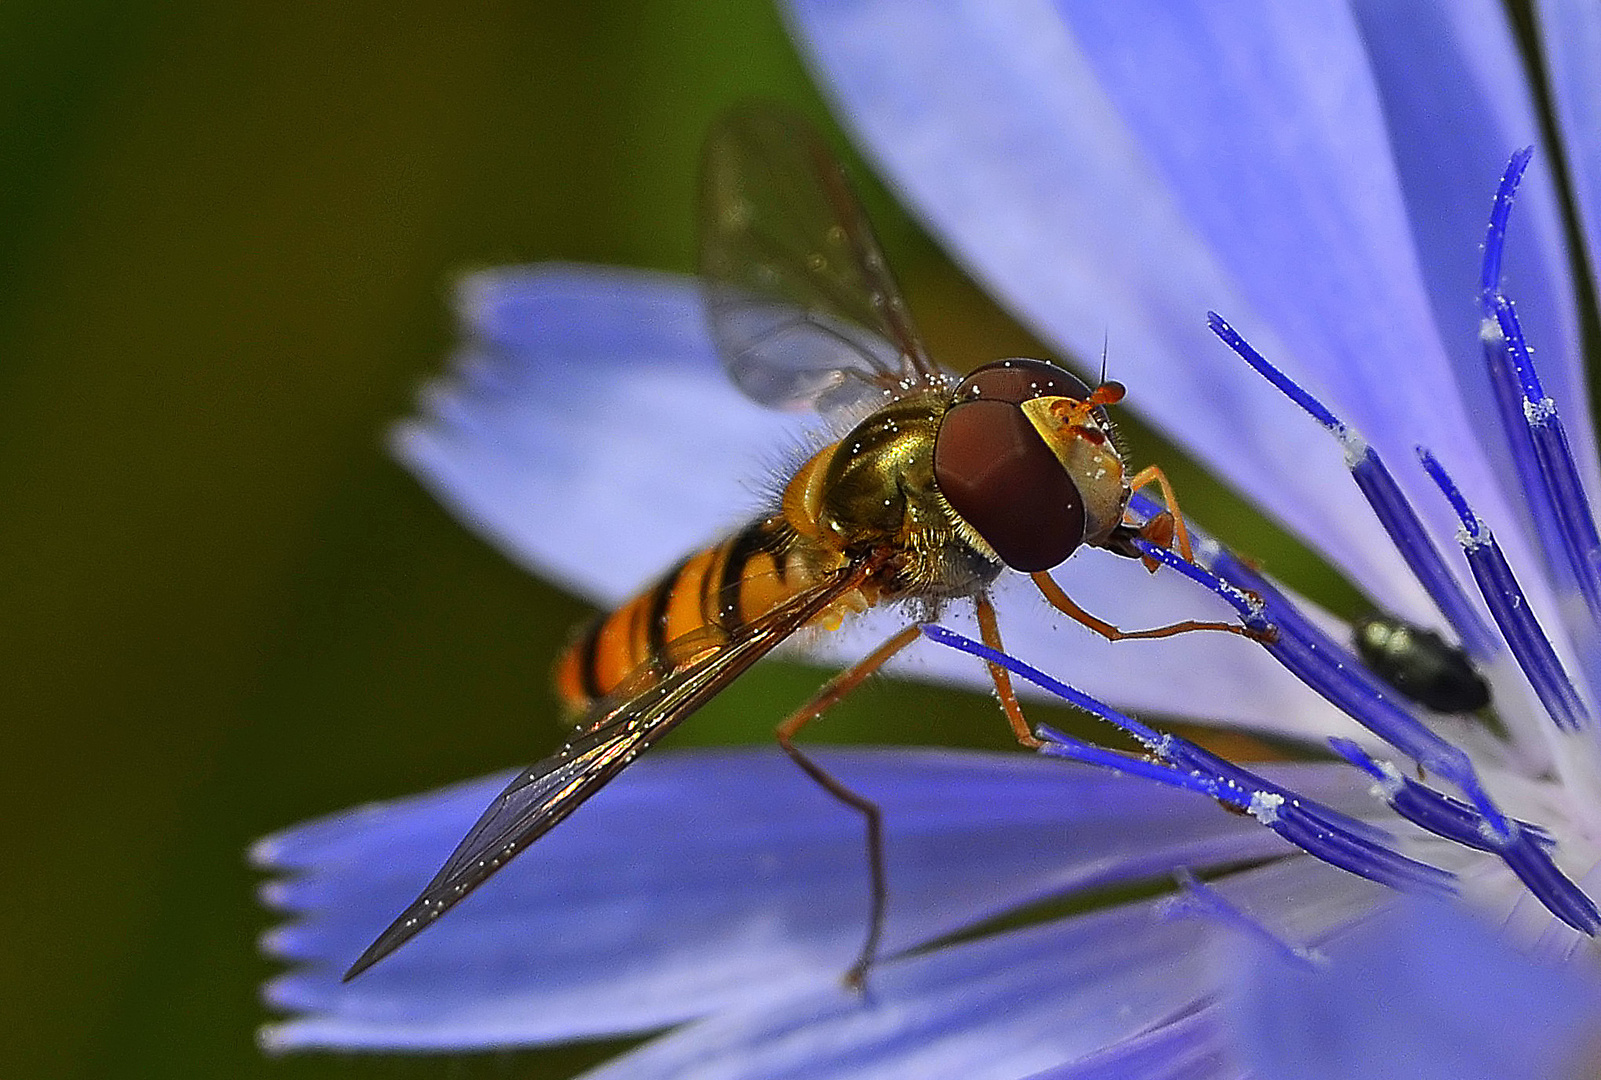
(1354, 614, 1490, 712)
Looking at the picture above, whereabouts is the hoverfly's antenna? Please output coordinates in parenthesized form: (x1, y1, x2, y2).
(1098, 330, 1110, 387)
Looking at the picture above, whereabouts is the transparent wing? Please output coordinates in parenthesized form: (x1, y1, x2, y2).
(343, 558, 879, 980)
(699, 103, 946, 419)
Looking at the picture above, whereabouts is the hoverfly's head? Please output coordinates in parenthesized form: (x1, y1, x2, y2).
(933, 358, 1129, 572)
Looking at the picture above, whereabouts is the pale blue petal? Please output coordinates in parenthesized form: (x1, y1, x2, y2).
(1023, 1009, 1238, 1080)
(1538, 0, 1601, 475)
(392, 264, 817, 604)
(257, 750, 1373, 1052)
(1226, 897, 1601, 1080)
(573, 858, 1381, 1080)
(785, 0, 1551, 611)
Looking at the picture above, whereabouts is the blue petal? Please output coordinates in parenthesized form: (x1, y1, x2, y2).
(1226, 897, 1601, 1080)
(257, 749, 1369, 1052)
(1022, 1009, 1233, 1080)
(392, 264, 817, 604)
(1539, 1, 1601, 382)
(572, 858, 1383, 1080)
(785, 0, 1558, 607)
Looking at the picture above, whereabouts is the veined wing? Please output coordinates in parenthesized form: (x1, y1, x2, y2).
(699, 103, 946, 420)
(344, 555, 884, 980)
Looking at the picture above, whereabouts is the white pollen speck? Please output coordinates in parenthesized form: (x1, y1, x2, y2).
(1524, 396, 1557, 425)
(1336, 424, 1368, 467)
(1457, 519, 1491, 551)
(1248, 790, 1284, 824)
(1367, 759, 1404, 799)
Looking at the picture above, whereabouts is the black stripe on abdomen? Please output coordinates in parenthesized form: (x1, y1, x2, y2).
(715, 517, 787, 626)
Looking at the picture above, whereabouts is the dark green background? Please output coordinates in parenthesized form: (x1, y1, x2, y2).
(2, 3, 1338, 1078)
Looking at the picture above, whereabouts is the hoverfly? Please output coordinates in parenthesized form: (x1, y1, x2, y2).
(346, 104, 1264, 984)
(1354, 614, 1490, 713)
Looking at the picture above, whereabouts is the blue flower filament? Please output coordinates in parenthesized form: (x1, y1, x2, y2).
(924, 152, 1601, 939)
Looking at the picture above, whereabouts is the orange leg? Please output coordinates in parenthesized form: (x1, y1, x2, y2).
(1030, 569, 1262, 642)
(775, 622, 922, 992)
(1123, 465, 1273, 640)
(1126, 464, 1194, 563)
(975, 594, 1042, 749)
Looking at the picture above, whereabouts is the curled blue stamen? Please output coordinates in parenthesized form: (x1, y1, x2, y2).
(1151, 731, 1461, 896)
(1491, 298, 1601, 616)
(1478, 147, 1533, 297)
(1124, 532, 1268, 632)
(1346, 449, 1500, 659)
(1488, 294, 1548, 404)
(1132, 491, 1500, 797)
(1418, 449, 1591, 732)
(1501, 836, 1601, 934)
(1207, 315, 1496, 657)
(1482, 307, 1569, 583)
(923, 625, 1455, 899)
(1030, 724, 1227, 799)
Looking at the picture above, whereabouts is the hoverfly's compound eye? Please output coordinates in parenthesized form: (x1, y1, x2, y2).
(948, 357, 1094, 406)
(934, 359, 1088, 572)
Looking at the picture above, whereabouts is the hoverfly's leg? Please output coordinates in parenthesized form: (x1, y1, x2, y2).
(774, 622, 923, 992)
(1124, 464, 1194, 564)
(1030, 569, 1262, 641)
(974, 594, 1042, 749)
(1122, 466, 1273, 640)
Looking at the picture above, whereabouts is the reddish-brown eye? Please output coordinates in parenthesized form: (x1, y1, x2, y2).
(950, 357, 1093, 406)
(933, 397, 1085, 572)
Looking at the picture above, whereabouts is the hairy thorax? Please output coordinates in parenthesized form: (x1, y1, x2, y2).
(783, 393, 1003, 605)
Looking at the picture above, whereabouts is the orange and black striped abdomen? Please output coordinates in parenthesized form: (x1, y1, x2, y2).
(554, 515, 815, 711)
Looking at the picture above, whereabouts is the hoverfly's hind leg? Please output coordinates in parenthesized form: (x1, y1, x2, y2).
(1124, 464, 1194, 567)
(774, 622, 923, 993)
(1029, 569, 1266, 642)
(974, 594, 1042, 749)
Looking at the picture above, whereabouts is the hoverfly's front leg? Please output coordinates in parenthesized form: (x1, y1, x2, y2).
(1029, 569, 1265, 642)
(774, 622, 922, 993)
(1124, 464, 1194, 566)
(1120, 465, 1274, 644)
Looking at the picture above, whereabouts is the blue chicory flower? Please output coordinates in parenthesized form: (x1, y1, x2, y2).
(257, 3, 1601, 1076)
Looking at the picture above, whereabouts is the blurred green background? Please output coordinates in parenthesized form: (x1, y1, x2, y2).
(1, 3, 1339, 1078)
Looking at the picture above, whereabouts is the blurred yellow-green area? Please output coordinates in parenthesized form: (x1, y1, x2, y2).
(2, 3, 1348, 1078)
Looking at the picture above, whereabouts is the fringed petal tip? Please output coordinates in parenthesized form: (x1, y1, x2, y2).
(389, 265, 820, 603)
(254, 749, 1383, 1056)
